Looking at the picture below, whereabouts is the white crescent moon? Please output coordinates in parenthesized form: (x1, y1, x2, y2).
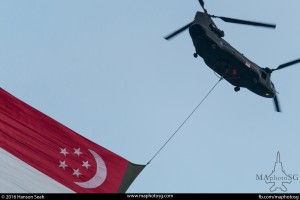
(74, 149, 107, 189)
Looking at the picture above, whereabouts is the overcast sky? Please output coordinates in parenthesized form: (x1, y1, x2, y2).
(0, 0, 300, 193)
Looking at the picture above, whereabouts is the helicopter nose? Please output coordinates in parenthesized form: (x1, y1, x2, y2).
(265, 85, 276, 98)
(265, 93, 272, 97)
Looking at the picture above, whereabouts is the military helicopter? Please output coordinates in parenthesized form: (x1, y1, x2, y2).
(164, 0, 300, 112)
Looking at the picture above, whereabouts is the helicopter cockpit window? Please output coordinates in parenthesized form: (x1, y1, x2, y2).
(261, 72, 267, 80)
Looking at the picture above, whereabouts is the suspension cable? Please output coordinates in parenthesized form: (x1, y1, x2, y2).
(147, 76, 224, 165)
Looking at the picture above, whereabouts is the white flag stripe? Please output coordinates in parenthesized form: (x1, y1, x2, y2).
(0, 148, 75, 193)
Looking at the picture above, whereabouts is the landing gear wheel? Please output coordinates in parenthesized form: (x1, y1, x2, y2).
(234, 86, 240, 92)
(193, 53, 198, 58)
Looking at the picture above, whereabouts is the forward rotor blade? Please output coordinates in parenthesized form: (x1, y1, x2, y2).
(274, 58, 300, 71)
(273, 95, 281, 112)
(212, 15, 276, 29)
(164, 21, 193, 40)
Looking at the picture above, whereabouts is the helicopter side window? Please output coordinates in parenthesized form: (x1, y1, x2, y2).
(261, 72, 267, 80)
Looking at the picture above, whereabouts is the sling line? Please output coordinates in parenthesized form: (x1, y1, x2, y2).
(147, 75, 225, 165)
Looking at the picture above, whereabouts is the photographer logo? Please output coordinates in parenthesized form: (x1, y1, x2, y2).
(256, 152, 298, 192)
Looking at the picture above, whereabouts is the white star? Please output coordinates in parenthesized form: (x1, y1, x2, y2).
(82, 160, 91, 169)
(74, 148, 83, 156)
(72, 168, 81, 178)
(59, 160, 68, 170)
(60, 148, 69, 157)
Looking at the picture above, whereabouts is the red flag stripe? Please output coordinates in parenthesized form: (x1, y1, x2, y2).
(0, 88, 130, 193)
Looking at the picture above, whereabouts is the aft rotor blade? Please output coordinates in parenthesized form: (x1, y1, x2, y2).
(198, 0, 207, 13)
(164, 21, 193, 40)
(273, 95, 281, 112)
(199, 0, 205, 9)
(212, 15, 276, 29)
(274, 58, 300, 71)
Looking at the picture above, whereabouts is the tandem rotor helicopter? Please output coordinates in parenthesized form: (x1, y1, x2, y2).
(164, 0, 300, 112)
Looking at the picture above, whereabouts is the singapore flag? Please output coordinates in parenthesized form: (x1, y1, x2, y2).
(0, 88, 144, 193)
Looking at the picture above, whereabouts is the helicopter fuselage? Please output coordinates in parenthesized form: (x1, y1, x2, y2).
(189, 12, 276, 98)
